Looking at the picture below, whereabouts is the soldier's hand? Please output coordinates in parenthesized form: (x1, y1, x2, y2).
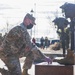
(44, 57, 52, 64)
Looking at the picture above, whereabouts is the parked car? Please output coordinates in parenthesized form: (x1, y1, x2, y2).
(50, 40, 60, 44)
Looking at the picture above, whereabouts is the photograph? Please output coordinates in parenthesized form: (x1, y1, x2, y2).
(0, 0, 75, 75)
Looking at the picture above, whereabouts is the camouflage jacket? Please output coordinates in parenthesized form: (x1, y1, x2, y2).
(0, 23, 33, 57)
(0, 36, 3, 46)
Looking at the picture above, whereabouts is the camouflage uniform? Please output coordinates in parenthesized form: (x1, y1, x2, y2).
(0, 34, 3, 46)
(0, 23, 46, 75)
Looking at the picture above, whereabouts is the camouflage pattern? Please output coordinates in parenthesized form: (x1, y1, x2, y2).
(0, 33, 3, 46)
(23, 47, 46, 69)
(0, 23, 46, 75)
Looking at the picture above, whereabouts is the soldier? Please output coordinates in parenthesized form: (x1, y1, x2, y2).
(0, 13, 52, 75)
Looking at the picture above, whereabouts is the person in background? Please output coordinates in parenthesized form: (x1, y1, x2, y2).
(0, 13, 52, 75)
(32, 37, 36, 47)
(44, 37, 49, 49)
(40, 37, 45, 49)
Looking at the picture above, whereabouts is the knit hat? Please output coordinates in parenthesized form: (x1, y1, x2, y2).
(25, 13, 36, 25)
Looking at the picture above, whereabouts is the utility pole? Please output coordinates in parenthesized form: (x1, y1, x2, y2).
(6, 21, 9, 33)
(34, 3, 36, 37)
(30, 3, 36, 38)
(30, 9, 34, 37)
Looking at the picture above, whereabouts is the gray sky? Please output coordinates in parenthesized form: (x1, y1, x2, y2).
(0, 0, 74, 38)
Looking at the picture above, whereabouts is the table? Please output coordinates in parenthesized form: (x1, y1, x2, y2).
(35, 62, 73, 75)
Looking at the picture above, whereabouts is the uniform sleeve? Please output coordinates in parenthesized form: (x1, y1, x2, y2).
(24, 30, 33, 52)
(5, 26, 25, 54)
(6, 26, 33, 55)
(31, 47, 46, 60)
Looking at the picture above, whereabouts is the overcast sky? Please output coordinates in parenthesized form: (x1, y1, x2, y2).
(0, 0, 74, 38)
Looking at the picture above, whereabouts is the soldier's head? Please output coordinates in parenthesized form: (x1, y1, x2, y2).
(53, 17, 68, 29)
(60, 2, 75, 19)
(23, 13, 36, 29)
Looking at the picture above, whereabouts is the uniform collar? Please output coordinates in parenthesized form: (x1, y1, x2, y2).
(20, 23, 27, 30)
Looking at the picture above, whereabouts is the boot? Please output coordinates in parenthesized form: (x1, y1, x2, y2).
(22, 69, 29, 75)
(53, 49, 74, 65)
